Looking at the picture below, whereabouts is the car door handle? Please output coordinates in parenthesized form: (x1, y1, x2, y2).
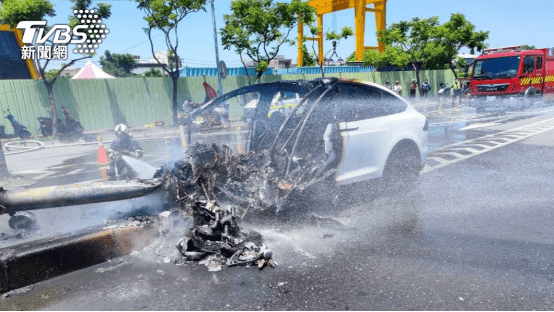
(339, 127, 359, 132)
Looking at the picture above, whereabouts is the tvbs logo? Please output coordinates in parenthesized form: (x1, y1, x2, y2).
(16, 9, 109, 59)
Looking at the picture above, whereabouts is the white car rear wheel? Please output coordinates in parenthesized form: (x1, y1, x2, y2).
(382, 142, 421, 191)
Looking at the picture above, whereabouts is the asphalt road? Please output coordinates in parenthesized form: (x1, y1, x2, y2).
(2, 102, 554, 310)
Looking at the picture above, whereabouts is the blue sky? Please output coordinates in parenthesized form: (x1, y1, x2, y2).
(45, 0, 554, 69)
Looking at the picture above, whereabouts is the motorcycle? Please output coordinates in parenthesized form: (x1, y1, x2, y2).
(2, 110, 31, 140)
(437, 84, 452, 97)
(437, 84, 452, 106)
(180, 100, 226, 130)
(37, 113, 84, 140)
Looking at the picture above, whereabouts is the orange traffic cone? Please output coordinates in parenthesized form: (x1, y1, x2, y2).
(97, 136, 110, 180)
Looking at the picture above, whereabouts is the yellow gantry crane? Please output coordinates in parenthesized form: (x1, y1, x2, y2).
(297, 0, 386, 66)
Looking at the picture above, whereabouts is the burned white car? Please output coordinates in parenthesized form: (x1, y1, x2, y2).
(0, 78, 430, 278)
(177, 78, 428, 214)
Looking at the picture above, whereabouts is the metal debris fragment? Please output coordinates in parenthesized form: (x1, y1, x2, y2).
(153, 143, 282, 270)
(172, 194, 274, 269)
(151, 140, 339, 270)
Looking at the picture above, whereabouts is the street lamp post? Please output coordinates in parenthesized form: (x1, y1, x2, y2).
(210, 0, 224, 97)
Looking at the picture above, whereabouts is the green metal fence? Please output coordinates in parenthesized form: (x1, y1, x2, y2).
(0, 70, 456, 134)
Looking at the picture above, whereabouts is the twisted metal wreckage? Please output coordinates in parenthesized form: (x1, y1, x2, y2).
(0, 78, 347, 272)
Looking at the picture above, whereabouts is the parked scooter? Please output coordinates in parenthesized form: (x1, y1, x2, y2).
(178, 79, 228, 130)
(2, 110, 31, 140)
(180, 100, 226, 130)
(437, 83, 452, 98)
(437, 83, 452, 106)
(37, 107, 84, 140)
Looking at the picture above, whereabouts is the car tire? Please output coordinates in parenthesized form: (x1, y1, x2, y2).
(382, 142, 421, 191)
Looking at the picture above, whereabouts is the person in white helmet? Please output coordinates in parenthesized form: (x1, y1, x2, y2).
(106, 124, 143, 178)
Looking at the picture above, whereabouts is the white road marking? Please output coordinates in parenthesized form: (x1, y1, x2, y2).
(422, 117, 554, 174)
(26, 169, 58, 180)
(458, 122, 501, 131)
(64, 168, 85, 175)
(424, 105, 554, 128)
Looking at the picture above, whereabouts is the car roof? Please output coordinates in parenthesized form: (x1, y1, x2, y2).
(190, 78, 407, 118)
(477, 52, 522, 59)
(339, 78, 392, 91)
(337, 78, 408, 102)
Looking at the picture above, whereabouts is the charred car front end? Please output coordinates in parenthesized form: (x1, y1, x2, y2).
(182, 78, 428, 212)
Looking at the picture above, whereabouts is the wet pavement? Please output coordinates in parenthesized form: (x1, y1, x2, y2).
(1, 102, 554, 309)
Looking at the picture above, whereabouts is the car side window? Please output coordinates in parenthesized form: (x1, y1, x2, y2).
(380, 91, 407, 114)
(281, 92, 297, 100)
(523, 56, 535, 73)
(337, 84, 406, 121)
(536, 57, 543, 70)
(337, 84, 380, 121)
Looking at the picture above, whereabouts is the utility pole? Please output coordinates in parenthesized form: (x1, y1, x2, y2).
(210, 0, 224, 97)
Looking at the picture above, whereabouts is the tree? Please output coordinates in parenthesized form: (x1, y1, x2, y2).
(351, 14, 488, 85)
(0, 0, 55, 26)
(45, 68, 61, 79)
(136, 0, 206, 125)
(346, 51, 356, 62)
(358, 48, 407, 69)
(521, 44, 536, 50)
(433, 13, 488, 79)
(143, 68, 164, 77)
(375, 17, 441, 93)
(301, 44, 315, 67)
(455, 57, 467, 70)
(221, 0, 316, 83)
(308, 25, 323, 74)
(307, 25, 353, 77)
(0, 0, 111, 138)
(99, 50, 138, 77)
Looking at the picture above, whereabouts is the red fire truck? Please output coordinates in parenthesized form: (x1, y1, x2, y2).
(468, 46, 554, 112)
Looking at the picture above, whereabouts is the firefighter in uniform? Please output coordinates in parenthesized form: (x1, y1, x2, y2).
(106, 124, 143, 179)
